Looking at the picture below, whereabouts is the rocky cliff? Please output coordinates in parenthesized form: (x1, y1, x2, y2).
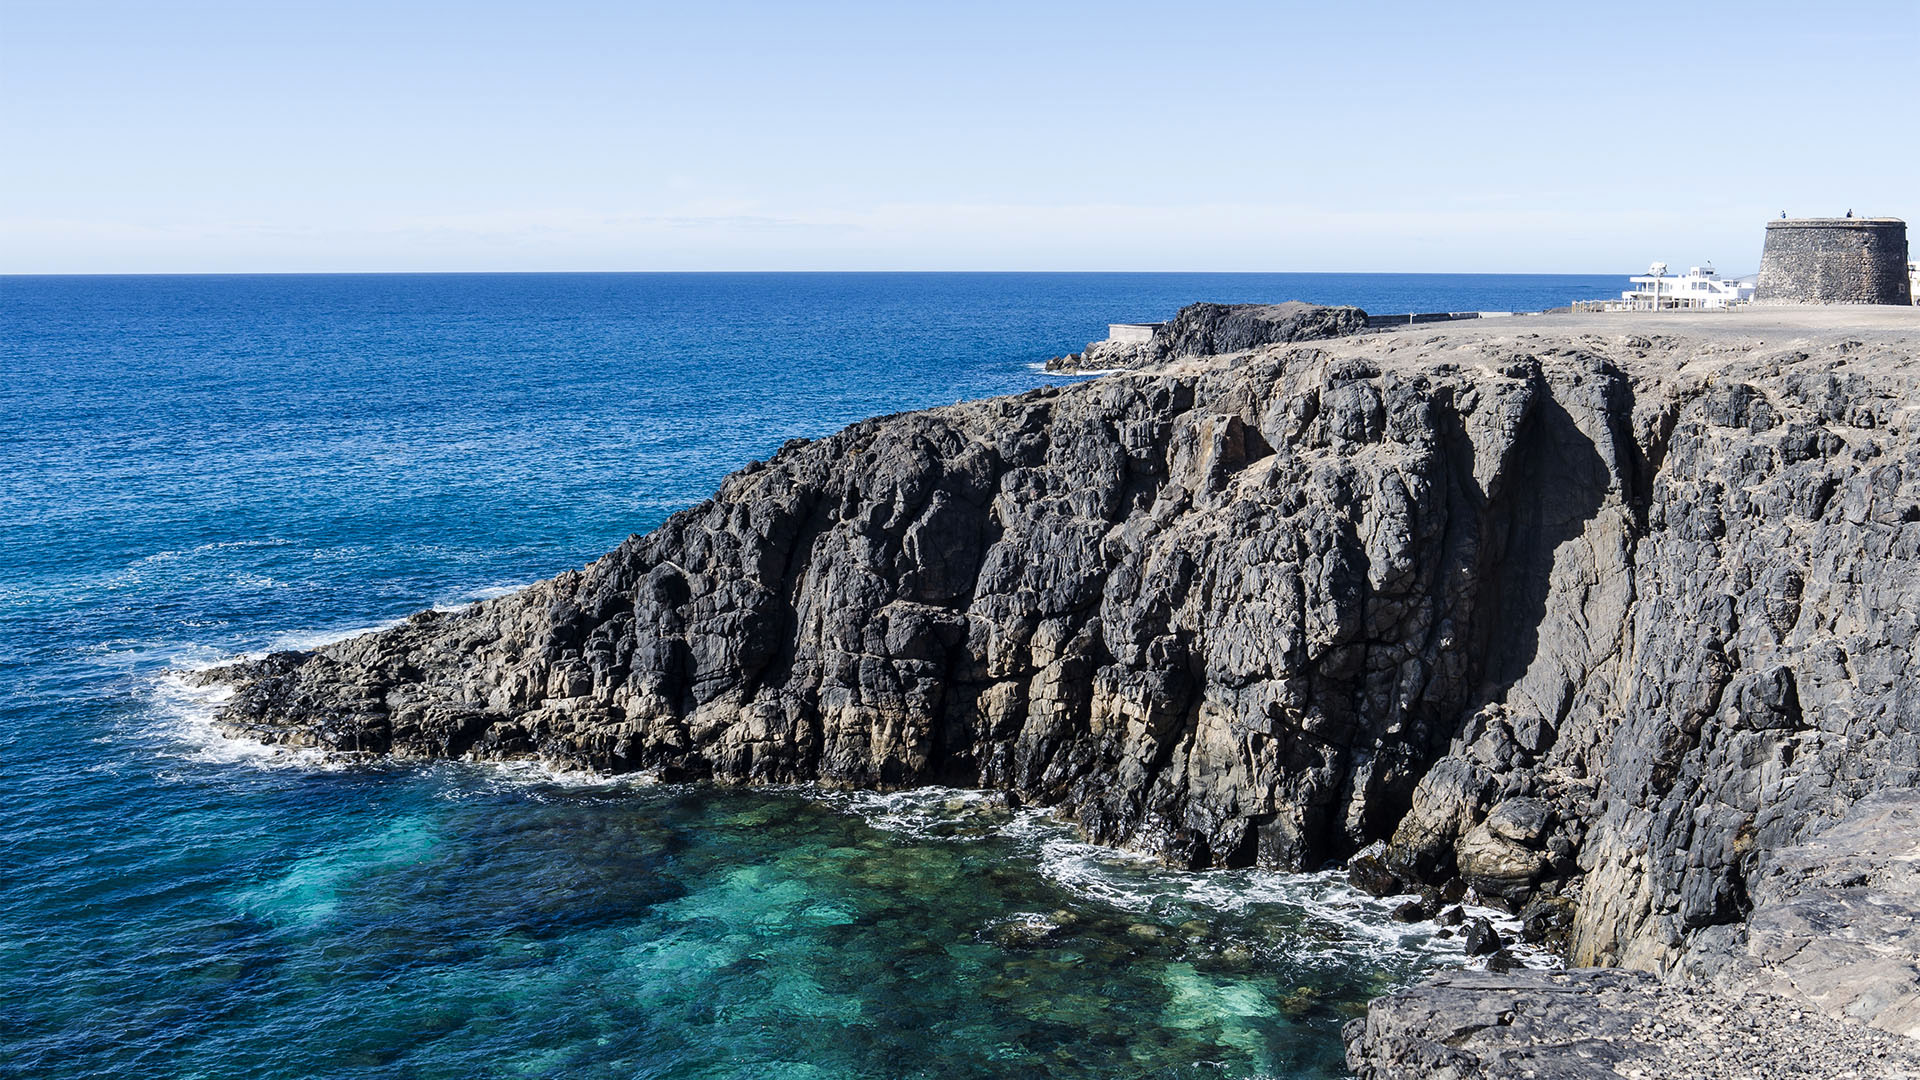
(1045, 300, 1368, 372)
(202, 308, 1920, 1076)
(1349, 787, 1920, 1077)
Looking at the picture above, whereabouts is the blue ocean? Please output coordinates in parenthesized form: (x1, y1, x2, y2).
(2, 273, 1619, 1079)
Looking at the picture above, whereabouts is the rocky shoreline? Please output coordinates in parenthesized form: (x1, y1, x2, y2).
(199, 305, 1920, 1077)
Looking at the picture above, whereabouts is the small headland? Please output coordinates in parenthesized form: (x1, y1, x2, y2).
(1044, 300, 1369, 372)
(1046, 301, 1547, 375)
(199, 305, 1920, 1078)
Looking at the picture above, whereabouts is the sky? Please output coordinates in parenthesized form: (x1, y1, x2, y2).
(3, 0, 1916, 274)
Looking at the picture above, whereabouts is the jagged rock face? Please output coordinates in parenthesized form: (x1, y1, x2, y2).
(1046, 300, 1368, 372)
(215, 344, 1565, 870)
(1555, 349, 1920, 970)
(206, 319, 1920, 980)
(1682, 789, 1920, 1037)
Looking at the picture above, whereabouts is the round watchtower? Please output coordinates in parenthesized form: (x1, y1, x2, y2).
(1754, 218, 1911, 305)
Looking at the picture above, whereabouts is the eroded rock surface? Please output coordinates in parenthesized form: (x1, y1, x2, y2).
(1681, 788, 1920, 1037)
(202, 308, 1920, 1073)
(1346, 969, 1920, 1079)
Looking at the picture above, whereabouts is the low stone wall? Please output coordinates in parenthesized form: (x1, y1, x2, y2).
(1755, 218, 1911, 305)
(1106, 323, 1161, 344)
(1365, 311, 1490, 328)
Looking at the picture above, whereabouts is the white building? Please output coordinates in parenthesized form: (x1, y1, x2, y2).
(1617, 263, 1755, 309)
(1910, 261, 1918, 305)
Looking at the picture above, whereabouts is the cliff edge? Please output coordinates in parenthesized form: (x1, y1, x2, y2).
(201, 307, 1920, 1076)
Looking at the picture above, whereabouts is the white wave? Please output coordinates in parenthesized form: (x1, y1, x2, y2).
(1028, 361, 1126, 377)
(429, 580, 530, 612)
(431, 757, 662, 796)
(143, 668, 340, 772)
(132, 537, 293, 566)
(111, 575, 588, 785)
(826, 786, 1014, 838)
(1017, 822, 1552, 968)
(144, 668, 660, 788)
(145, 644, 662, 790)
(823, 784, 1555, 971)
(257, 620, 403, 656)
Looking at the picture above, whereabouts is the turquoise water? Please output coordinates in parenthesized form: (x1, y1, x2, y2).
(2, 273, 1605, 1078)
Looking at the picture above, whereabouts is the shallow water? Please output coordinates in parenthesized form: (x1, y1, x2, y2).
(2, 273, 1603, 1078)
(10, 736, 1480, 1080)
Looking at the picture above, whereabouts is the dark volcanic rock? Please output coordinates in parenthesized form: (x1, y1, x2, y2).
(1517, 894, 1576, 949)
(1461, 917, 1504, 957)
(200, 312, 1920, 1070)
(1484, 797, 1552, 844)
(1046, 300, 1368, 372)
(213, 337, 1604, 873)
(1681, 788, 1920, 1036)
(202, 320, 1920, 919)
(1389, 897, 1436, 924)
(1349, 841, 1405, 898)
(1157, 302, 1371, 360)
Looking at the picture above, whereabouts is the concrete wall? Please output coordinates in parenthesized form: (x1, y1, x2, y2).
(1107, 323, 1161, 344)
(1364, 311, 1486, 328)
(1754, 219, 1912, 306)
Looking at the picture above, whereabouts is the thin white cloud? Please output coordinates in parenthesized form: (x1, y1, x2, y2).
(0, 200, 1769, 274)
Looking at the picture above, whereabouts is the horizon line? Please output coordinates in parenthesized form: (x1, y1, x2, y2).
(1, 268, 1638, 279)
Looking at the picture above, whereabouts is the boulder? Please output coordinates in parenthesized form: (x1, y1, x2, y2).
(1461, 917, 1504, 957)
(1349, 841, 1405, 898)
(1455, 823, 1548, 901)
(1484, 798, 1552, 846)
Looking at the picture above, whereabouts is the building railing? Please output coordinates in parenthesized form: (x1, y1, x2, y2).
(1568, 298, 1748, 313)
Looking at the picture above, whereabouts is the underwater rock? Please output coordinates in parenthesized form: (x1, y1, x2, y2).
(983, 914, 1069, 950)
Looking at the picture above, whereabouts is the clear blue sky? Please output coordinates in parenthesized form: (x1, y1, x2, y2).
(3, 0, 1914, 273)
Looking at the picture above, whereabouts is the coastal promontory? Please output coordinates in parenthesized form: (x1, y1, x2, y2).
(201, 306, 1920, 1077)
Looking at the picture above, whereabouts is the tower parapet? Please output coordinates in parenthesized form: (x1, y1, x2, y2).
(1754, 218, 1911, 305)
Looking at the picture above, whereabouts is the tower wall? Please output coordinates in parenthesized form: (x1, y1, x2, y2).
(1754, 218, 1911, 305)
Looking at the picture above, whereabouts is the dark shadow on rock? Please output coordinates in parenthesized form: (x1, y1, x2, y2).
(1476, 377, 1615, 704)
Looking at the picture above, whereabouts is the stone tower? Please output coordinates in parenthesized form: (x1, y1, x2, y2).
(1754, 217, 1911, 305)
